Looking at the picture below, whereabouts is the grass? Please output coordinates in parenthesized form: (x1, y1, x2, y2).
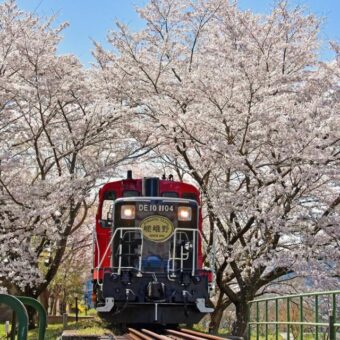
(0, 317, 113, 340)
(249, 335, 283, 339)
(192, 323, 233, 336)
(248, 333, 330, 339)
(68, 308, 98, 317)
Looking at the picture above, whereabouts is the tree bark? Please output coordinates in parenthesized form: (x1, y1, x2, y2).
(50, 296, 56, 316)
(233, 299, 249, 339)
(210, 305, 225, 334)
(39, 288, 49, 313)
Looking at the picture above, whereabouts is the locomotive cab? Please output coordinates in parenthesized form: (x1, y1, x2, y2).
(92, 174, 214, 325)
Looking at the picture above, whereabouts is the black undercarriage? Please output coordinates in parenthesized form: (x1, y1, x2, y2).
(98, 302, 204, 325)
(96, 270, 211, 325)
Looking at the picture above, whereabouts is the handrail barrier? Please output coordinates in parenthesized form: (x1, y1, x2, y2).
(0, 294, 47, 340)
(17, 296, 47, 340)
(248, 290, 340, 340)
(0, 294, 28, 340)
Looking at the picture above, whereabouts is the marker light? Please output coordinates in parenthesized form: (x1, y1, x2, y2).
(178, 206, 192, 221)
(121, 205, 135, 219)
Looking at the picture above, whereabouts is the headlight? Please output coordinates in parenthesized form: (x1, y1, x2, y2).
(178, 206, 192, 221)
(121, 205, 135, 219)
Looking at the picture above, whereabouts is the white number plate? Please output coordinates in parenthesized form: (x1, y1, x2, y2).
(138, 204, 174, 213)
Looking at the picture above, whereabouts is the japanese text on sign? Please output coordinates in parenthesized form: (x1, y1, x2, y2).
(140, 215, 174, 242)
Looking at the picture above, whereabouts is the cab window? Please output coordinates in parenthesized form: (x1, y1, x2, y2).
(101, 191, 116, 220)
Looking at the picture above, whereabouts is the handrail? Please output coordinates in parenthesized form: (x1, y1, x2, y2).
(17, 296, 47, 340)
(95, 227, 202, 278)
(169, 228, 199, 276)
(0, 294, 28, 340)
(248, 290, 340, 340)
(95, 227, 144, 279)
(249, 290, 340, 302)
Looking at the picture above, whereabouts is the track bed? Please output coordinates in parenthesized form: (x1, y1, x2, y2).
(121, 327, 226, 339)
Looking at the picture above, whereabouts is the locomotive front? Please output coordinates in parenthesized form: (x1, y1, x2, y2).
(93, 176, 213, 325)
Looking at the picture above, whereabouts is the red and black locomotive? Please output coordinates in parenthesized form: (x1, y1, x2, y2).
(92, 171, 213, 325)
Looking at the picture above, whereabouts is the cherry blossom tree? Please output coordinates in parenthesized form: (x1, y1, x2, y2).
(95, 0, 339, 336)
(0, 0, 148, 312)
(47, 223, 93, 316)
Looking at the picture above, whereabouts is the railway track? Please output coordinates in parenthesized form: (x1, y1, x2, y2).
(117, 327, 225, 340)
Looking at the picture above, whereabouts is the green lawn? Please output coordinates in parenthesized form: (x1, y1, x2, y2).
(0, 318, 113, 340)
(249, 336, 283, 340)
(249, 333, 329, 339)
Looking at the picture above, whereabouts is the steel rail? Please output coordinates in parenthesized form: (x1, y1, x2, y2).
(141, 328, 172, 339)
(166, 329, 210, 340)
(127, 328, 153, 340)
(179, 328, 225, 339)
(124, 328, 226, 340)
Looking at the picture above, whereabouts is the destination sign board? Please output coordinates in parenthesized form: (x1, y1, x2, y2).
(140, 215, 174, 242)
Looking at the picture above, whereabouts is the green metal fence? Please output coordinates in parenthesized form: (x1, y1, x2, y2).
(0, 294, 28, 340)
(17, 296, 47, 340)
(248, 290, 340, 340)
(0, 294, 47, 340)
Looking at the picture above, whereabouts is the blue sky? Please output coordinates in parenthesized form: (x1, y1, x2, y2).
(15, 0, 339, 65)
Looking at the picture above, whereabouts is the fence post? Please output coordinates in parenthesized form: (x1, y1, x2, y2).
(299, 296, 303, 340)
(286, 297, 290, 340)
(328, 308, 335, 340)
(275, 299, 279, 340)
(75, 296, 78, 322)
(315, 295, 319, 340)
(247, 302, 251, 340)
(63, 313, 68, 329)
(256, 301, 259, 340)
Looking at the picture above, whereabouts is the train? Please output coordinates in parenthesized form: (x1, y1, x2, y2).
(92, 171, 214, 325)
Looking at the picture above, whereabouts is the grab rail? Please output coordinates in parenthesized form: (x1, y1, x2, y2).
(95, 227, 144, 279)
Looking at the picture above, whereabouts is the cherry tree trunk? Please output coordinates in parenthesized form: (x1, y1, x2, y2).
(233, 299, 249, 339)
(52, 298, 57, 316)
(209, 305, 225, 334)
(39, 289, 49, 313)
